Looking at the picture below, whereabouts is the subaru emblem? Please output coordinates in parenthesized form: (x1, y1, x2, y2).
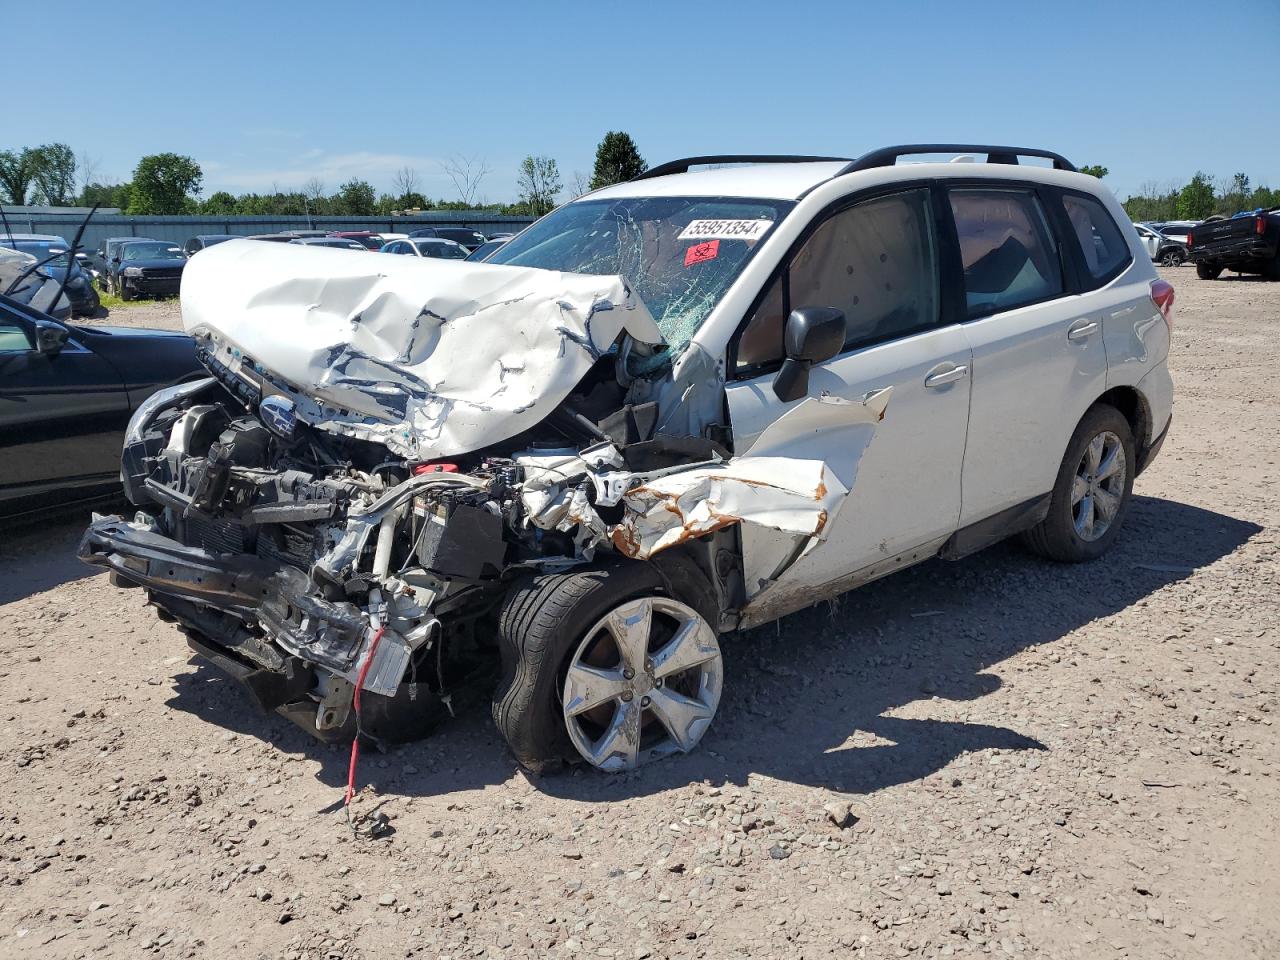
(259, 395, 297, 438)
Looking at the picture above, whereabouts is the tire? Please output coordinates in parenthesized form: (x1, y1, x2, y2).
(1159, 247, 1185, 267)
(119, 276, 133, 301)
(1021, 404, 1135, 563)
(1196, 263, 1223, 280)
(1266, 251, 1280, 282)
(492, 562, 722, 773)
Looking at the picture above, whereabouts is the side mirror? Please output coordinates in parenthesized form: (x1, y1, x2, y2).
(772, 307, 846, 402)
(34, 319, 70, 357)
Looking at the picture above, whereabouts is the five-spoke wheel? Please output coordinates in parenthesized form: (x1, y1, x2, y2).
(562, 596, 722, 771)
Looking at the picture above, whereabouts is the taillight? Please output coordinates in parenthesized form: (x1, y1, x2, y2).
(1150, 278, 1175, 332)
(1185, 231, 1193, 250)
(1257, 216, 1267, 236)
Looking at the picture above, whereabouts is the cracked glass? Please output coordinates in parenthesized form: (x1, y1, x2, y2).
(487, 196, 792, 371)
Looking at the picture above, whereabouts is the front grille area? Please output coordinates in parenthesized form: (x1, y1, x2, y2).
(183, 515, 246, 554)
(141, 266, 184, 279)
(256, 524, 317, 570)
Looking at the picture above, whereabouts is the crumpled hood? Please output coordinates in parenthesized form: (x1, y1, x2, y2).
(181, 239, 663, 459)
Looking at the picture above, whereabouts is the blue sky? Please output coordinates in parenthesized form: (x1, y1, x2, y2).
(10, 0, 1278, 204)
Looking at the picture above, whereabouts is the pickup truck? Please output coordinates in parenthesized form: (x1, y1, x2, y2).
(1187, 209, 1280, 280)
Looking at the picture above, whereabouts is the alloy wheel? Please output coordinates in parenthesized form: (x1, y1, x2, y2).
(562, 596, 722, 771)
(1071, 430, 1127, 541)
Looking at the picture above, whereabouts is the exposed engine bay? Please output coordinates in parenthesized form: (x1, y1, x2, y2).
(79, 240, 887, 745)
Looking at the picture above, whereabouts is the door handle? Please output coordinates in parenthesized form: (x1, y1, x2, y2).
(1067, 320, 1099, 341)
(924, 364, 969, 388)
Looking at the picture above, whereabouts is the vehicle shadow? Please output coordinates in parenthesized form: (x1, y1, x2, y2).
(0, 511, 103, 605)
(162, 494, 1261, 802)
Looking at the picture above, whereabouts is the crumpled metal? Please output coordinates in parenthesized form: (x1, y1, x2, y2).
(181, 239, 663, 459)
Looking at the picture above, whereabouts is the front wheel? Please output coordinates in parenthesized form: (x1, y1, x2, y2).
(493, 564, 724, 773)
(118, 276, 134, 301)
(1196, 263, 1223, 280)
(1021, 404, 1135, 563)
(1159, 247, 1185, 267)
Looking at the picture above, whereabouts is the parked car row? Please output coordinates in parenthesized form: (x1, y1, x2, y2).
(1, 233, 101, 316)
(80, 225, 518, 302)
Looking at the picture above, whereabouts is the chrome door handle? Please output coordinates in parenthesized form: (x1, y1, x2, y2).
(1067, 320, 1099, 341)
(924, 364, 969, 388)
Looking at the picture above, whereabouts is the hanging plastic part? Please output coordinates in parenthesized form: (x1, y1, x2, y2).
(344, 622, 386, 836)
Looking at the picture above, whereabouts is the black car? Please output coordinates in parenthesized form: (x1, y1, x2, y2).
(111, 240, 188, 300)
(0, 293, 203, 522)
(1, 234, 101, 316)
(407, 226, 487, 251)
(96, 236, 156, 294)
(183, 234, 239, 257)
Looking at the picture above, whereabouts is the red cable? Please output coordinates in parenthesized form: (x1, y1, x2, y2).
(344, 626, 386, 807)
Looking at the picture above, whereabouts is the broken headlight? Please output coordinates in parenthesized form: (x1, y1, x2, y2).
(124, 376, 216, 448)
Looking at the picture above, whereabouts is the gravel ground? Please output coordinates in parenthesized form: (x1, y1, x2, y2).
(2, 267, 1277, 959)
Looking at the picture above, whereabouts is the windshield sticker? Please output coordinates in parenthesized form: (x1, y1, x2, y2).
(677, 219, 773, 242)
(684, 240, 720, 267)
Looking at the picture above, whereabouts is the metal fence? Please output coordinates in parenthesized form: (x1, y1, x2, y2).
(0, 212, 537, 252)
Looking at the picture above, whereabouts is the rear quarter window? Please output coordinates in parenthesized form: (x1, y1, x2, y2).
(1062, 193, 1132, 286)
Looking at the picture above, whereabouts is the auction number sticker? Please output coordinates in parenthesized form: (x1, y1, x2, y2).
(677, 219, 773, 241)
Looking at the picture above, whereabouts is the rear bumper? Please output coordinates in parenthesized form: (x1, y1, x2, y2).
(1137, 414, 1170, 476)
(1190, 238, 1275, 263)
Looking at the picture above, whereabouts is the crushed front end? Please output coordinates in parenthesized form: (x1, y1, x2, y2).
(80, 376, 531, 741)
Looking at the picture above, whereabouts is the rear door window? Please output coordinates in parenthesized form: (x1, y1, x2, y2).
(1061, 193, 1132, 285)
(948, 189, 1063, 317)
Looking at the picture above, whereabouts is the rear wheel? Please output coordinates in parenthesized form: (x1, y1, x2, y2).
(1196, 263, 1223, 280)
(493, 564, 723, 773)
(1022, 404, 1135, 563)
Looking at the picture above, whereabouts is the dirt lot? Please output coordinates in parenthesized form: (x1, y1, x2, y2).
(2, 269, 1277, 959)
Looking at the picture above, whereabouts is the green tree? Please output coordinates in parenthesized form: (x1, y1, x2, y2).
(589, 131, 646, 189)
(202, 191, 238, 214)
(1078, 164, 1108, 179)
(0, 149, 37, 204)
(517, 155, 562, 217)
(336, 178, 377, 215)
(1217, 172, 1250, 215)
(80, 181, 132, 209)
(29, 143, 76, 204)
(1176, 172, 1215, 220)
(127, 153, 203, 214)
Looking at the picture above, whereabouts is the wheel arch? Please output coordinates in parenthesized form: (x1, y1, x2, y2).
(1092, 385, 1151, 456)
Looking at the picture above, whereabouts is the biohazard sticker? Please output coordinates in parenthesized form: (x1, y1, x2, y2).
(677, 219, 773, 242)
(684, 240, 720, 267)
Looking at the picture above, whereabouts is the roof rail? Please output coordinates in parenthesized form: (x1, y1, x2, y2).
(631, 155, 852, 182)
(839, 144, 1076, 174)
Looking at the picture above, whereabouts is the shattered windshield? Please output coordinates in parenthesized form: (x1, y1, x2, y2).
(487, 196, 791, 362)
(5, 241, 69, 266)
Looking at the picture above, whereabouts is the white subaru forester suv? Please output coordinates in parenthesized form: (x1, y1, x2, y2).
(83, 144, 1174, 774)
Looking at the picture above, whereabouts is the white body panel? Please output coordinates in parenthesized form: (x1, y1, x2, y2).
(957, 293, 1108, 522)
(727, 324, 972, 589)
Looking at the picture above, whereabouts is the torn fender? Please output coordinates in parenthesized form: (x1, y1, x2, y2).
(181, 240, 662, 459)
(610, 457, 847, 560)
(610, 388, 892, 561)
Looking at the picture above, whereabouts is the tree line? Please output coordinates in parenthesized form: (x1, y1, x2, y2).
(0, 132, 648, 219)
(1119, 172, 1278, 223)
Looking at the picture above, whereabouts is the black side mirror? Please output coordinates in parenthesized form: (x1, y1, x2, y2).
(34, 319, 70, 357)
(772, 306, 846, 402)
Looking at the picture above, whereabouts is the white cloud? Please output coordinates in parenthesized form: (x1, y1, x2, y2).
(196, 150, 462, 195)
